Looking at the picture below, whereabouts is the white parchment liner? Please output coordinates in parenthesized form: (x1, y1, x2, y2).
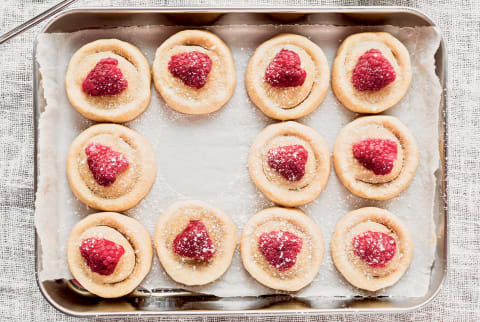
(35, 24, 441, 298)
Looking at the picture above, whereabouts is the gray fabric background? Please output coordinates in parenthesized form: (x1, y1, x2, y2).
(0, 0, 478, 321)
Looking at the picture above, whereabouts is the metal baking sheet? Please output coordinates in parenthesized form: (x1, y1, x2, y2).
(33, 7, 447, 317)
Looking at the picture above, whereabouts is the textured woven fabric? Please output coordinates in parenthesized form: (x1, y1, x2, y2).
(0, 0, 478, 321)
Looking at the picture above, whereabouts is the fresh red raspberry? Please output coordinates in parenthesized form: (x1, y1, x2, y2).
(173, 220, 216, 261)
(352, 49, 396, 91)
(267, 144, 308, 182)
(258, 230, 303, 271)
(352, 138, 397, 175)
(168, 51, 212, 89)
(85, 143, 129, 187)
(352, 231, 396, 267)
(265, 49, 307, 87)
(79, 238, 125, 275)
(82, 58, 128, 96)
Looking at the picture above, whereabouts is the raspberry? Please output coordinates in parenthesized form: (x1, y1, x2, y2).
(85, 143, 129, 187)
(82, 58, 128, 96)
(352, 138, 397, 175)
(79, 238, 125, 275)
(258, 230, 303, 271)
(265, 49, 307, 87)
(168, 51, 212, 89)
(267, 144, 308, 182)
(352, 49, 396, 91)
(173, 220, 216, 261)
(352, 231, 396, 267)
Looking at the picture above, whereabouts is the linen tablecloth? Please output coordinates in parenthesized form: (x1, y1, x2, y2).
(0, 0, 478, 321)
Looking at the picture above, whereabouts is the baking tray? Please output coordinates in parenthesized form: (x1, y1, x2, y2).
(33, 7, 448, 317)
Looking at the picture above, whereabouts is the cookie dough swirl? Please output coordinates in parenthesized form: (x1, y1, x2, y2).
(66, 124, 156, 212)
(246, 33, 330, 120)
(67, 212, 153, 298)
(331, 207, 413, 291)
(65, 39, 151, 123)
(240, 207, 324, 292)
(152, 30, 236, 115)
(154, 200, 237, 286)
(333, 116, 418, 200)
(332, 32, 412, 113)
(249, 121, 330, 207)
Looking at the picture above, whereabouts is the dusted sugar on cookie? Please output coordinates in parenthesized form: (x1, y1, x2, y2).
(331, 207, 413, 292)
(248, 121, 330, 207)
(67, 212, 153, 298)
(240, 207, 324, 292)
(332, 32, 412, 113)
(66, 124, 156, 212)
(246, 33, 330, 120)
(154, 200, 237, 286)
(333, 115, 418, 200)
(65, 39, 151, 122)
(152, 30, 236, 115)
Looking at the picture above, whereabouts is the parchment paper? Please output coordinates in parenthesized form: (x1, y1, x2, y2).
(35, 24, 441, 298)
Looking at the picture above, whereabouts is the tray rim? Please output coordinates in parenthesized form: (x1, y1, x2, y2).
(33, 6, 448, 318)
